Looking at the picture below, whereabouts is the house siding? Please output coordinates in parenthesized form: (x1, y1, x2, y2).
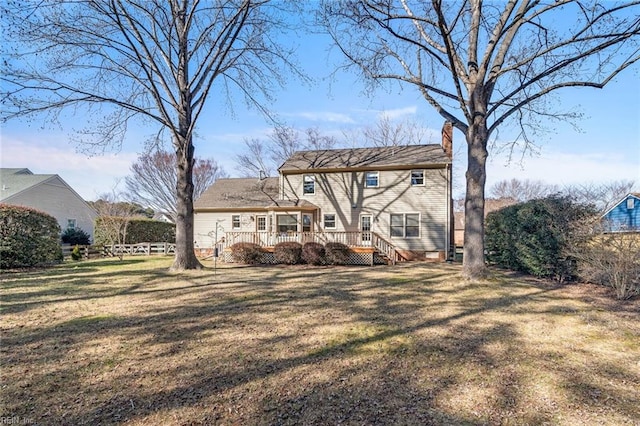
(603, 194, 640, 231)
(4, 176, 98, 241)
(281, 168, 449, 252)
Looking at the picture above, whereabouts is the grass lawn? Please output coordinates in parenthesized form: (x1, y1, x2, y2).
(1, 257, 639, 425)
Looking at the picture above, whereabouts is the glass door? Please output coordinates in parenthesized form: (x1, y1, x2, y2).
(360, 214, 372, 246)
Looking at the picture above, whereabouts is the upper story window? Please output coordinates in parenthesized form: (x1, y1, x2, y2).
(323, 213, 336, 229)
(390, 213, 420, 238)
(627, 198, 635, 209)
(365, 171, 379, 188)
(232, 215, 241, 229)
(411, 170, 425, 186)
(67, 219, 77, 229)
(303, 174, 315, 195)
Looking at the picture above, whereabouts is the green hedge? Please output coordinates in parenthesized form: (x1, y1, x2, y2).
(94, 217, 175, 245)
(0, 204, 63, 269)
(485, 196, 595, 281)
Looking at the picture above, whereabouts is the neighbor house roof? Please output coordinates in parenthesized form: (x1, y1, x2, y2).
(601, 192, 640, 217)
(0, 168, 57, 200)
(279, 144, 451, 173)
(194, 177, 280, 210)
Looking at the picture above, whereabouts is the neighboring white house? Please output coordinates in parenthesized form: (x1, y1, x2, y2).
(0, 168, 98, 242)
(194, 123, 454, 262)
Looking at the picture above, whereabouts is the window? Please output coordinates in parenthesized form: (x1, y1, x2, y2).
(365, 171, 379, 188)
(627, 198, 635, 209)
(411, 170, 425, 186)
(390, 213, 420, 238)
(324, 214, 336, 229)
(67, 219, 77, 229)
(277, 214, 297, 233)
(232, 215, 241, 229)
(257, 216, 267, 231)
(303, 175, 315, 195)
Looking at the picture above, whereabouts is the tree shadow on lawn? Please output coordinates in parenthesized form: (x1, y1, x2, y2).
(2, 263, 639, 424)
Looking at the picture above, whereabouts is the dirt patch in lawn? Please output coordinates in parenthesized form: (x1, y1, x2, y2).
(1, 257, 639, 425)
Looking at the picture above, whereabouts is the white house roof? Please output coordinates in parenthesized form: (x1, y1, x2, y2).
(0, 168, 57, 201)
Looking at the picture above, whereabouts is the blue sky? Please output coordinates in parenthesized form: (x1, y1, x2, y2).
(2, 17, 639, 201)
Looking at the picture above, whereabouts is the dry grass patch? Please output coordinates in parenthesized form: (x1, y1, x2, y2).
(1, 258, 639, 425)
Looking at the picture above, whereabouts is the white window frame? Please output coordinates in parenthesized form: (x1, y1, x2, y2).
(323, 213, 336, 229)
(303, 174, 316, 195)
(410, 170, 425, 186)
(627, 198, 635, 209)
(256, 216, 267, 231)
(231, 215, 241, 229)
(276, 214, 298, 233)
(365, 171, 379, 188)
(390, 213, 420, 239)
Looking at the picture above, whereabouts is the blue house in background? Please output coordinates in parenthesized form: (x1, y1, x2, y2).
(602, 193, 640, 232)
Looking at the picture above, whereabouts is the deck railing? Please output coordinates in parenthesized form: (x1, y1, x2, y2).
(223, 231, 399, 264)
(224, 231, 370, 248)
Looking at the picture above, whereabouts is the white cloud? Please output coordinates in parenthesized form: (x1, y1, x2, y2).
(485, 149, 640, 190)
(376, 106, 418, 120)
(288, 111, 356, 124)
(1, 137, 137, 201)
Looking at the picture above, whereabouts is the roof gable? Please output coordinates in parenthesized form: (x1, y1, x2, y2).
(279, 144, 450, 173)
(601, 193, 640, 218)
(0, 168, 55, 200)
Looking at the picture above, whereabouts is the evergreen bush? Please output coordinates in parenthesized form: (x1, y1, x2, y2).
(302, 242, 326, 265)
(485, 195, 595, 281)
(61, 227, 91, 245)
(0, 204, 63, 269)
(324, 242, 351, 265)
(229, 242, 264, 264)
(274, 241, 303, 264)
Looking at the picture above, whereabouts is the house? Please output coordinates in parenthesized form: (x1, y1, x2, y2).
(194, 124, 454, 264)
(601, 193, 640, 232)
(0, 168, 98, 241)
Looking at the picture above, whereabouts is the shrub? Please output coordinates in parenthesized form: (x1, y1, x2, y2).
(274, 241, 303, 264)
(61, 227, 91, 245)
(302, 242, 326, 265)
(0, 204, 63, 269)
(71, 244, 83, 261)
(485, 195, 596, 281)
(324, 242, 351, 265)
(574, 230, 640, 300)
(229, 242, 264, 264)
(94, 217, 175, 245)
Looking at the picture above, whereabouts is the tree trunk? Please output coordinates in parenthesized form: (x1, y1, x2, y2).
(462, 123, 490, 280)
(171, 138, 203, 271)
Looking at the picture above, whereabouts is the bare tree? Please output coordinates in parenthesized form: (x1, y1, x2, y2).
(125, 149, 228, 223)
(93, 188, 140, 261)
(565, 180, 636, 212)
(235, 125, 338, 177)
(319, 1, 640, 279)
(362, 115, 427, 147)
(2, 0, 302, 270)
(489, 178, 558, 202)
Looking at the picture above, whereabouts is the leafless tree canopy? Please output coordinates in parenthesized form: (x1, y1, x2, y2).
(319, 0, 640, 279)
(489, 178, 559, 202)
(235, 126, 338, 177)
(125, 149, 228, 222)
(2, 0, 303, 270)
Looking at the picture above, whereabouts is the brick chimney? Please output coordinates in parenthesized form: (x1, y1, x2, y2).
(442, 121, 453, 159)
